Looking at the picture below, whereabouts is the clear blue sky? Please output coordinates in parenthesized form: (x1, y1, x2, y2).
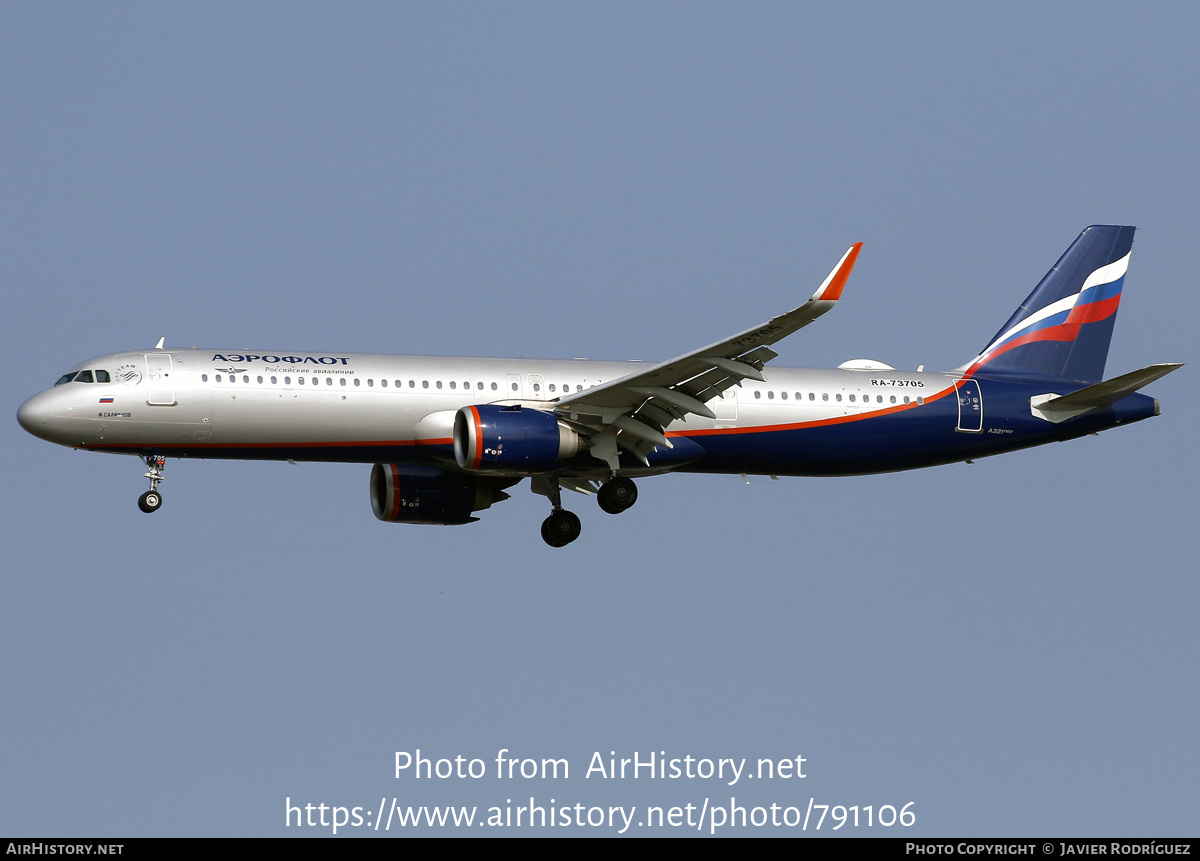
(3, 2, 1196, 836)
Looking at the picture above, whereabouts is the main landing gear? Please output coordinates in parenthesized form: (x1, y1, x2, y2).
(597, 476, 638, 514)
(541, 509, 582, 548)
(535, 477, 582, 548)
(138, 455, 166, 513)
(535, 475, 640, 547)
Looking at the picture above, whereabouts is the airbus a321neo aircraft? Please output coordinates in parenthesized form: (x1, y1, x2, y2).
(18, 225, 1181, 546)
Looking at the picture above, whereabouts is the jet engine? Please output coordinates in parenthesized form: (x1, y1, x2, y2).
(370, 463, 512, 525)
(453, 405, 582, 473)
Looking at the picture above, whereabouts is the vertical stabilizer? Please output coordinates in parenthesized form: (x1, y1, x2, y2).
(964, 225, 1135, 382)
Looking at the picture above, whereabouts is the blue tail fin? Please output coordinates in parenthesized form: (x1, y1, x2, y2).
(964, 225, 1135, 382)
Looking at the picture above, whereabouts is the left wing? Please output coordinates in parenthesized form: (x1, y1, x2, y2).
(556, 242, 863, 470)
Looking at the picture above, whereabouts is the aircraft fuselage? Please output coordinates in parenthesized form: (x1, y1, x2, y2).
(17, 348, 1158, 477)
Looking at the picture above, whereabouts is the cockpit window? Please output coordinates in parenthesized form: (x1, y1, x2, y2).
(95, 370, 111, 383)
(75, 370, 94, 383)
(54, 372, 77, 386)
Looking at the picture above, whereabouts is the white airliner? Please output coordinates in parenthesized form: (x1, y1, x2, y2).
(17, 226, 1180, 546)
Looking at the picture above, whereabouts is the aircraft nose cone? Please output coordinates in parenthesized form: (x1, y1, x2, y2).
(17, 393, 47, 436)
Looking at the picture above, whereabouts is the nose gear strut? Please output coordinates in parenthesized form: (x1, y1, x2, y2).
(138, 455, 166, 513)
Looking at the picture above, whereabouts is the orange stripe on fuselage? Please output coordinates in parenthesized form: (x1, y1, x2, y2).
(668, 383, 955, 438)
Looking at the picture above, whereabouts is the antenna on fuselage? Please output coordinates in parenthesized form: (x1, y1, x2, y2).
(154, 337, 166, 350)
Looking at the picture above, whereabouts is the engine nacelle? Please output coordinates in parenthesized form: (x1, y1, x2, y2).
(454, 404, 582, 473)
(370, 463, 510, 525)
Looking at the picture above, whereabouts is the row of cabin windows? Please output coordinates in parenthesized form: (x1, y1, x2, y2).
(753, 390, 916, 405)
(199, 374, 588, 394)
(195, 375, 918, 405)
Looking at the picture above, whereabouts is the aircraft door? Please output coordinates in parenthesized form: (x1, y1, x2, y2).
(708, 387, 737, 421)
(144, 354, 176, 406)
(954, 379, 982, 433)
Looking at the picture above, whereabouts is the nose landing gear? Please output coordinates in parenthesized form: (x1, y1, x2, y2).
(138, 455, 166, 513)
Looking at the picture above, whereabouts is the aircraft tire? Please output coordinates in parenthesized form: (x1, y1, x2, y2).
(138, 490, 162, 513)
(542, 510, 581, 547)
(597, 477, 637, 514)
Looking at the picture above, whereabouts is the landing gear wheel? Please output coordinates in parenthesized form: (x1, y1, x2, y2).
(541, 509, 582, 547)
(138, 490, 162, 513)
(597, 476, 638, 514)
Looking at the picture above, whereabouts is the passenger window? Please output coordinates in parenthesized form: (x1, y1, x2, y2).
(284, 376, 291, 385)
(270, 376, 277, 384)
(340, 378, 346, 386)
(201, 374, 208, 382)
(532, 383, 540, 393)
(511, 382, 518, 392)
(768, 391, 774, 399)
(491, 382, 498, 391)
(890, 395, 896, 403)
(781, 391, 787, 400)
(381, 379, 387, 387)
(849, 394, 855, 402)
(479, 382, 485, 391)
(368, 379, 374, 387)
(243, 375, 249, 383)
(463, 381, 469, 390)
(809, 393, 815, 401)
(217, 374, 223, 383)
(754, 390, 761, 399)
(450, 381, 456, 389)
(836, 394, 842, 402)
(903, 396, 910, 404)
(257, 376, 263, 383)
(436, 381, 443, 389)
(353, 378, 360, 387)
(822, 393, 829, 401)
(423, 381, 429, 388)
(549, 384, 556, 393)
(298, 377, 305, 385)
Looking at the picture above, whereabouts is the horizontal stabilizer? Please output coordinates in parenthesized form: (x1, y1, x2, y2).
(1031, 363, 1182, 422)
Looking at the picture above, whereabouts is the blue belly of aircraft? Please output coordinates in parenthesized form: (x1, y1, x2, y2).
(670, 381, 1158, 477)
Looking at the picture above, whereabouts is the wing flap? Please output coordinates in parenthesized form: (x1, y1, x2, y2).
(554, 243, 863, 469)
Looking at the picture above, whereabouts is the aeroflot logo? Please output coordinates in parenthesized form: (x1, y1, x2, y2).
(211, 353, 352, 365)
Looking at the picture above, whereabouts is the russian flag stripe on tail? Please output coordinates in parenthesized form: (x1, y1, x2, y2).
(965, 225, 1135, 383)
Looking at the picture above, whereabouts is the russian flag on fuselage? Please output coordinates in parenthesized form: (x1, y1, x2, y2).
(967, 225, 1134, 383)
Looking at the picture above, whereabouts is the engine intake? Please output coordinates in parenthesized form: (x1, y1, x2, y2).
(454, 404, 582, 473)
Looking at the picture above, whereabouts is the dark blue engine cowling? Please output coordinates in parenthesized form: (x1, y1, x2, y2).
(454, 404, 581, 474)
(370, 463, 511, 525)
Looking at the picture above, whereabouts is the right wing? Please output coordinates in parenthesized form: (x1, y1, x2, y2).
(555, 242, 863, 469)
